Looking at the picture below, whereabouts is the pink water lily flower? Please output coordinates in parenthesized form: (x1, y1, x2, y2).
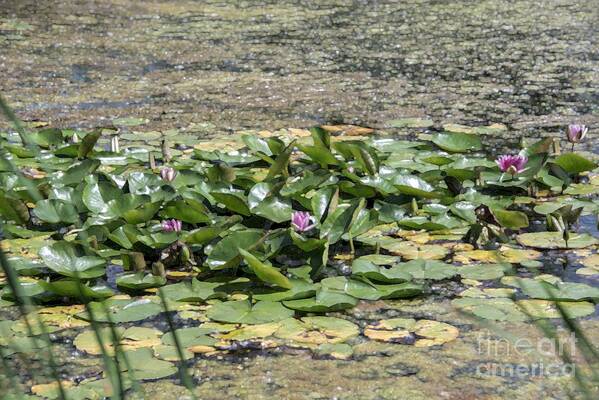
(162, 219, 182, 232)
(496, 154, 528, 176)
(160, 167, 177, 182)
(291, 211, 316, 232)
(566, 124, 588, 143)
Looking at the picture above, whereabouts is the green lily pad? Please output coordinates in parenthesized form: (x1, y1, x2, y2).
(321, 277, 422, 300)
(283, 289, 358, 312)
(248, 182, 292, 223)
(122, 348, 177, 380)
(238, 248, 292, 289)
(506, 277, 599, 301)
(253, 279, 316, 302)
(431, 132, 482, 153)
(516, 232, 598, 249)
(39, 241, 106, 279)
(207, 300, 294, 324)
(458, 264, 507, 280)
(116, 273, 166, 291)
(112, 117, 148, 126)
(452, 298, 528, 322)
(351, 257, 411, 283)
(38, 280, 113, 300)
(401, 259, 458, 280)
(554, 153, 597, 174)
(33, 199, 79, 224)
(491, 208, 529, 229)
(77, 298, 163, 323)
(391, 175, 439, 198)
(160, 280, 226, 302)
(205, 229, 263, 270)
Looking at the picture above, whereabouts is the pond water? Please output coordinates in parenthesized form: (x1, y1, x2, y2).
(1, 1, 599, 399)
(1, 0, 598, 135)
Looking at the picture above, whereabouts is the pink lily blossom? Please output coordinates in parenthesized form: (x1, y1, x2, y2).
(496, 154, 528, 176)
(291, 211, 316, 233)
(161, 219, 182, 232)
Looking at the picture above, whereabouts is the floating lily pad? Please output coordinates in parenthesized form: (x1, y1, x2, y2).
(386, 118, 434, 128)
(112, 117, 148, 126)
(516, 232, 598, 249)
(275, 316, 359, 345)
(458, 264, 507, 280)
(452, 298, 528, 322)
(554, 153, 597, 174)
(122, 348, 177, 380)
(218, 322, 281, 341)
(315, 343, 354, 359)
(39, 241, 106, 279)
(516, 299, 595, 319)
(160, 280, 226, 302)
(253, 279, 316, 302)
(431, 132, 482, 153)
(116, 273, 166, 291)
(365, 318, 459, 347)
(77, 298, 163, 323)
(351, 257, 411, 283)
(207, 300, 294, 324)
(506, 277, 599, 301)
(401, 259, 458, 280)
(283, 289, 358, 312)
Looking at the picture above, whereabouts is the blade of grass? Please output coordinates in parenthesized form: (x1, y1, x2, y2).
(511, 280, 597, 400)
(101, 301, 142, 394)
(71, 276, 124, 400)
(0, 346, 26, 400)
(0, 94, 31, 147)
(158, 289, 197, 400)
(0, 242, 68, 400)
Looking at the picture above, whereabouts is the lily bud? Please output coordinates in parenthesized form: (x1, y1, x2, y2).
(411, 197, 418, 215)
(162, 219, 182, 232)
(110, 136, 120, 153)
(180, 244, 191, 264)
(160, 167, 177, 182)
(152, 261, 166, 278)
(566, 124, 588, 143)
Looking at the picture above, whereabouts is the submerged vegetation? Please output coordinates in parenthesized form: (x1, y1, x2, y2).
(1, 108, 598, 398)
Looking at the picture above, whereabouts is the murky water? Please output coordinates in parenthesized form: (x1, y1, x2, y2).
(2, 1, 599, 399)
(1, 0, 598, 136)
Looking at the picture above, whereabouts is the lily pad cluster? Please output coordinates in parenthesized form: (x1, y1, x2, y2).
(0, 125, 598, 322)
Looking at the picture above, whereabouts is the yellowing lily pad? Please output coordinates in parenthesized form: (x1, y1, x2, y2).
(386, 242, 449, 260)
(275, 317, 359, 345)
(315, 343, 354, 359)
(74, 327, 125, 355)
(121, 327, 162, 350)
(31, 381, 74, 398)
(218, 322, 281, 341)
(413, 320, 459, 347)
(364, 318, 458, 347)
(12, 305, 88, 334)
(580, 254, 599, 269)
